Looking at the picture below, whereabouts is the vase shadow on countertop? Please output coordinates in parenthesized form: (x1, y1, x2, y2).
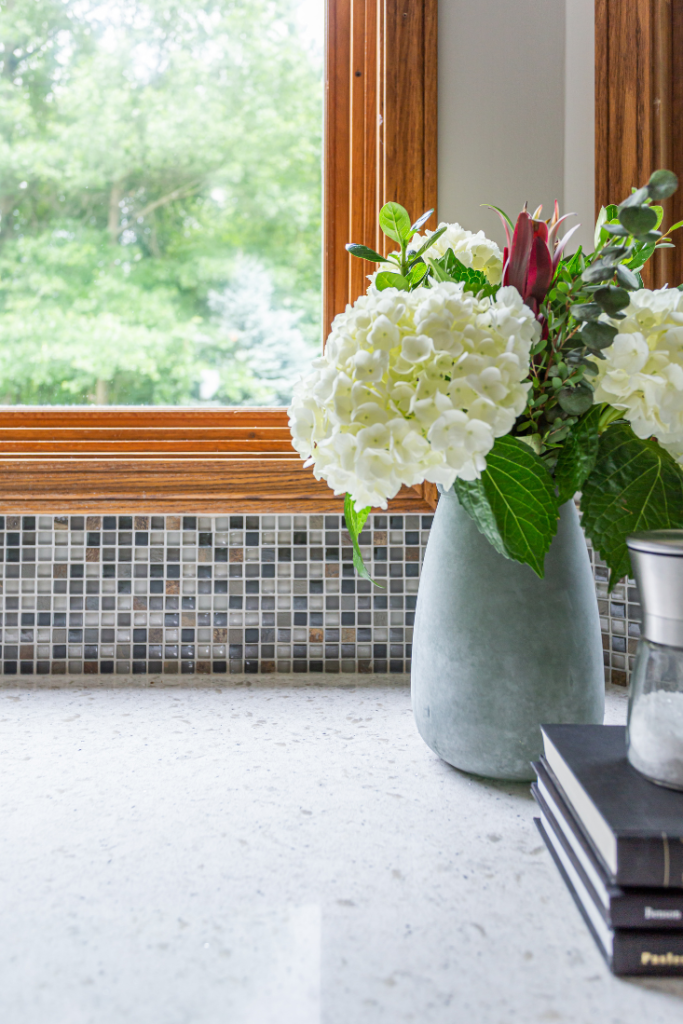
(431, 745, 536, 800)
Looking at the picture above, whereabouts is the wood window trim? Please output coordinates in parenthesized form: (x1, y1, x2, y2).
(595, 0, 683, 290)
(0, 407, 434, 512)
(0, 1, 439, 513)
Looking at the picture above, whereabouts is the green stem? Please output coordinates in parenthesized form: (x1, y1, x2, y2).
(597, 403, 623, 432)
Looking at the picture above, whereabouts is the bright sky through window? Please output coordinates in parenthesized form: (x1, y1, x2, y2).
(0, 0, 323, 405)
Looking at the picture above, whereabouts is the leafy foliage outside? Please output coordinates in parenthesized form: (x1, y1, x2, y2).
(0, 0, 322, 405)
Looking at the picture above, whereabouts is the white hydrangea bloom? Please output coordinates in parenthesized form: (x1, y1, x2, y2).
(288, 281, 538, 509)
(410, 222, 503, 284)
(591, 286, 683, 464)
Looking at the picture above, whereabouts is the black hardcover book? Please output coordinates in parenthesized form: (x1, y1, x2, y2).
(532, 774, 683, 928)
(541, 725, 683, 888)
(535, 817, 683, 976)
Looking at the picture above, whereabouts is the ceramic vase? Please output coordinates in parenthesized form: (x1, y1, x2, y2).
(411, 489, 605, 781)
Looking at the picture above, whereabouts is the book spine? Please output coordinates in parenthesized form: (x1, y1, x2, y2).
(611, 895, 683, 929)
(613, 931, 683, 976)
(534, 782, 683, 927)
(618, 836, 683, 889)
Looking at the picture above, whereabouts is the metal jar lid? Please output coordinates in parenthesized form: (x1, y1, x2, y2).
(627, 531, 683, 557)
(627, 531, 683, 648)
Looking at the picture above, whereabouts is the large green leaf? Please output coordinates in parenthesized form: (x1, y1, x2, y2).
(581, 422, 683, 588)
(379, 202, 411, 244)
(554, 404, 602, 504)
(454, 435, 560, 577)
(344, 494, 384, 588)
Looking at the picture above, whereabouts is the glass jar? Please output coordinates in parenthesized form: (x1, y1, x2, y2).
(626, 532, 683, 790)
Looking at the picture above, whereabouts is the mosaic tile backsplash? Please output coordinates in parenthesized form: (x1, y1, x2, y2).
(0, 512, 639, 683)
(586, 541, 641, 688)
(0, 513, 428, 678)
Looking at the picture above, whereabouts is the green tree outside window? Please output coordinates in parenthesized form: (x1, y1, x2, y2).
(0, 0, 323, 404)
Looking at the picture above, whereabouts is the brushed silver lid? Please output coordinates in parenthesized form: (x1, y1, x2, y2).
(627, 530, 683, 556)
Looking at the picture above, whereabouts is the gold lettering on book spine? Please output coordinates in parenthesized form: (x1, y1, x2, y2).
(663, 832, 670, 887)
(641, 951, 683, 966)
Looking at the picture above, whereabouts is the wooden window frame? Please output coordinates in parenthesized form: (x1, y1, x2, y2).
(595, 0, 683, 290)
(0, 0, 438, 513)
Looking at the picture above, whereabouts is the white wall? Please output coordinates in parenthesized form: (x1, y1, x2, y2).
(438, 0, 594, 252)
(564, 0, 595, 252)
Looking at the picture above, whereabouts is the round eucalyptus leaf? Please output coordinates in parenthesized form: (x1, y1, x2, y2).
(604, 223, 630, 237)
(571, 302, 603, 321)
(615, 264, 640, 290)
(601, 245, 629, 258)
(647, 169, 679, 201)
(557, 384, 594, 416)
(619, 186, 650, 210)
(580, 320, 618, 349)
(581, 261, 619, 284)
(619, 205, 658, 237)
(594, 285, 630, 315)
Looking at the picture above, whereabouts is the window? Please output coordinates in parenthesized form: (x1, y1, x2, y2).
(0, 0, 438, 511)
(1, 0, 323, 408)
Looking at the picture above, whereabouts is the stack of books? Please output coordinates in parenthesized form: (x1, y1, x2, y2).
(532, 724, 683, 975)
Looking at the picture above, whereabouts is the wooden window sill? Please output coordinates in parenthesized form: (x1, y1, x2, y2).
(0, 408, 437, 512)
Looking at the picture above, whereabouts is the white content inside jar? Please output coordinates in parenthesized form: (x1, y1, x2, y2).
(628, 690, 683, 787)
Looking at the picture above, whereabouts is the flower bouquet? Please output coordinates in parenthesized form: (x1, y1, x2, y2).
(289, 169, 683, 590)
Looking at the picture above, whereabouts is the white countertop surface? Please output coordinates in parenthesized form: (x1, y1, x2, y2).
(0, 677, 681, 1024)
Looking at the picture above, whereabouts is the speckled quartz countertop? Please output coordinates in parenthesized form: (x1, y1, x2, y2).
(0, 676, 681, 1024)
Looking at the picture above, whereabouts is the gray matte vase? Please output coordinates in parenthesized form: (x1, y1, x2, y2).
(411, 489, 604, 780)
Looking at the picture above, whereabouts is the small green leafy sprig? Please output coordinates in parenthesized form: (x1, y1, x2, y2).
(347, 200, 498, 299)
(346, 202, 444, 291)
(514, 169, 682, 462)
(426, 248, 499, 299)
